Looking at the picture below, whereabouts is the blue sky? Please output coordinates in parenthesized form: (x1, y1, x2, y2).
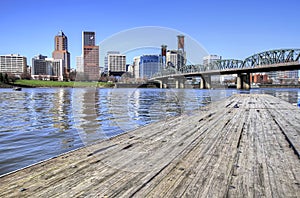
(1, 0, 299, 68)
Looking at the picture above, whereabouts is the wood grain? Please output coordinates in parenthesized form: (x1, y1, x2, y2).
(0, 94, 299, 197)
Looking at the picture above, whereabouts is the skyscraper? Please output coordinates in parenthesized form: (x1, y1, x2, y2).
(177, 35, 186, 70)
(76, 56, 83, 73)
(82, 31, 99, 81)
(52, 30, 70, 78)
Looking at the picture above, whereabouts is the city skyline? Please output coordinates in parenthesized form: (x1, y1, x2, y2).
(1, 0, 300, 69)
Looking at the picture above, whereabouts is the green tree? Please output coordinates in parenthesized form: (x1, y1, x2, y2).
(8, 74, 16, 83)
(69, 71, 76, 81)
(0, 73, 3, 82)
(4, 73, 9, 84)
(20, 72, 31, 80)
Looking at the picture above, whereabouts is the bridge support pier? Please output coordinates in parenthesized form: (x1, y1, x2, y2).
(156, 80, 167, 89)
(180, 81, 185, 89)
(237, 73, 250, 90)
(175, 79, 185, 89)
(200, 75, 211, 89)
(157, 80, 163, 89)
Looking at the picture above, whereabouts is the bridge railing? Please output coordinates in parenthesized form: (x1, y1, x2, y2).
(243, 49, 300, 68)
(151, 49, 300, 79)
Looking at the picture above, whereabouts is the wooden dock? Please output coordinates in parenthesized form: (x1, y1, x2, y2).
(0, 94, 299, 197)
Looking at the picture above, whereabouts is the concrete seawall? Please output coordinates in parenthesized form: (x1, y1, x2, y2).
(0, 94, 299, 197)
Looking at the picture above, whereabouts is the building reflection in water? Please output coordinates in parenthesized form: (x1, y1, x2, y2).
(50, 88, 76, 149)
(52, 89, 70, 131)
(298, 90, 300, 107)
(105, 89, 141, 134)
(266, 89, 299, 104)
(72, 88, 105, 145)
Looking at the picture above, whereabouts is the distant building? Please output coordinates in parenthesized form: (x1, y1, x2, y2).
(31, 54, 49, 76)
(82, 31, 99, 81)
(0, 54, 27, 75)
(203, 55, 234, 84)
(52, 30, 71, 77)
(276, 70, 299, 84)
(203, 55, 221, 66)
(177, 35, 186, 70)
(139, 55, 161, 79)
(166, 50, 178, 68)
(107, 52, 126, 76)
(165, 49, 186, 70)
(127, 64, 134, 74)
(251, 73, 269, 84)
(133, 56, 140, 79)
(104, 51, 120, 75)
(76, 56, 83, 73)
(31, 54, 63, 81)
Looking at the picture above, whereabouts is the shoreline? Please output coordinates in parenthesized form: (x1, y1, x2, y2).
(2, 81, 300, 89)
(0, 80, 115, 88)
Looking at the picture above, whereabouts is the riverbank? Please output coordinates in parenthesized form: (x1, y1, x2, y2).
(11, 80, 115, 88)
(0, 82, 12, 88)
(259, 84, 300, 88)
(0, 94, 299, 197)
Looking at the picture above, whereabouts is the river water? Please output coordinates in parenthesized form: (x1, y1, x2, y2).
(0, 88, 299, 176)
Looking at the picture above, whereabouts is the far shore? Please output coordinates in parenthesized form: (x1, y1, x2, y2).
(0, 80, 115, 88)
(1, 80, 300, 89)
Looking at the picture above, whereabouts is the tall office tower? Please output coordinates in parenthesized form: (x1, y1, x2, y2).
(82, 31, 99, 81)
(177, 35, 186, 70)
(161, 45, 167, 68)
(52, 30, 71, 78)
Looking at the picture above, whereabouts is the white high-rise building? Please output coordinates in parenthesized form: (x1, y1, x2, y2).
(107, 53, 126, 75)
(203, 55, 221, 66)
(133, 56, 140, 78)
(166, 50, 178, 68)
(76, 56, 83, 73)
(104, 51, 120, 75)
(0, 54, 27, 75)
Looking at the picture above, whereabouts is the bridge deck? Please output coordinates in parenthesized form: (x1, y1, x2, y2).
(0, 94, 299, 197)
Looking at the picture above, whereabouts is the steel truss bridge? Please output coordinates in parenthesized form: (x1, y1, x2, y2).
(151, 49, 300, 79)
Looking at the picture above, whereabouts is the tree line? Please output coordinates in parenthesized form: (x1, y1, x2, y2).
(0, 72, 31, 84)
(0, 73, 10, 83)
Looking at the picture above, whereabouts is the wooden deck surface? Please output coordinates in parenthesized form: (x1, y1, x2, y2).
(0, 94, 299, 197)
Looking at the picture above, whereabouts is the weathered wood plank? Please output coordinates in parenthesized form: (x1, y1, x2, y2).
(0, 94, 299, 197)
